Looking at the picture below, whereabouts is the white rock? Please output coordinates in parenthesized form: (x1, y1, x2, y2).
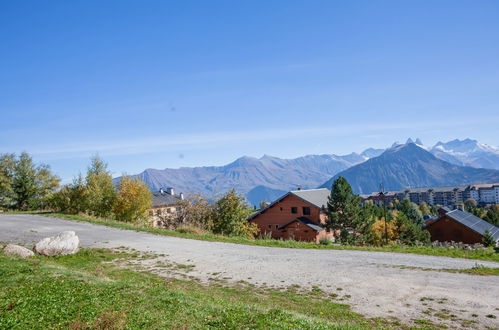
(3, 244, 35, 258)
(35, 231, 79, 256)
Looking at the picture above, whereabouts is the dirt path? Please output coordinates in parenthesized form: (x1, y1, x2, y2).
(1, 214, 498, 329)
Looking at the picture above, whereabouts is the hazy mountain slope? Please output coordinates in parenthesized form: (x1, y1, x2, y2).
(320, 143, 499, 194)
(117, 153, 367, 204)
(246, 185, 287, 207)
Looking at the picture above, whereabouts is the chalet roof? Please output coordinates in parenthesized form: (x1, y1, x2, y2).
(430, 209, 499, 240)
(152, 191, 181, 207)
(247, 188, 330, 221)
(289, 188, 330, 209)
(278, 217, 324, 232)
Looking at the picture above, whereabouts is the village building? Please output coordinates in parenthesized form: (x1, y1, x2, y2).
(248, 188, 333, 242)
(425, 207, 499, 245)
(149, 187, 184, 228)
(361, 183, 499, 207)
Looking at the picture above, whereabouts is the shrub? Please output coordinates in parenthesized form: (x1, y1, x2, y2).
(319, 238, 332, 245)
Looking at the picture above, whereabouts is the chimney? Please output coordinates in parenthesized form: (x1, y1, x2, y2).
(166, 187, 175, 196)
(179, 193, 184, 200)
(159, 188, 164, 194)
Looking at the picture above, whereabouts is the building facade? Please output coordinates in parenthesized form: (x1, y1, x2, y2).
(248, 189, 333, 242)
(362, 183, 499, 207)
(425, 208, 499, 245)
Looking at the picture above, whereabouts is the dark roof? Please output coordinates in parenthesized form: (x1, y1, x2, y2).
(278, 217, 324, 232)
(152, 192, 181, 207)
(247, 188, 330, 221)
(432, 209, 499, 240)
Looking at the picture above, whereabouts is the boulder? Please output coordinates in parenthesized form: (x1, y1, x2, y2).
(35, 231, 79, 256)
(3, 244, 35, 258)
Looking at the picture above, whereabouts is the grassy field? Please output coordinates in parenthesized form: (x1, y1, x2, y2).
(7, 211, 499, 263)
(0, 248, 408, 329)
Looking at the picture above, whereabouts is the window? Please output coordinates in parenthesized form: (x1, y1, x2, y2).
(291, 207, 298, 214)
(303, 207, 311, 215)
(280, 207, 283, 211)
(275, 225, 279, 229)
(268, 224, 272, 229)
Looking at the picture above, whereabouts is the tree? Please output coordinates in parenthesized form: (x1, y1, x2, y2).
(419, 202, 431, 216)
(211, 189, 257, 238)
(170, 193, 214, 230)
(394, 211, 430, 245)
(464, 198, 478, 211)
(85, 155, 116, 217)
(11, 152, 59, 210)
(399, 198, 423, 225)
(113, 176, 152, 223)
(0, 153, 16, 208)
(482, 229, 496, 247)
(326, 177, 361, 242)
(371, 217, 398, 246)
(484, 205, 499, 226)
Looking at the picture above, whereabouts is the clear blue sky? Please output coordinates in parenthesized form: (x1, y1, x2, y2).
(1, 0, 499, 182)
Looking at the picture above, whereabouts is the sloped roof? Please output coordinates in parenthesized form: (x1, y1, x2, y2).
(152, 192, 181, 207)
(278, 217, 324, 232)
(289, 188, 330, 209)
(247, 188, 330, 221)
(434, 209, 499, 240)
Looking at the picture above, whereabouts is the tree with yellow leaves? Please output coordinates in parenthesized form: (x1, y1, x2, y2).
(371, 217, 398, 246)
(113, 176, 152, 223)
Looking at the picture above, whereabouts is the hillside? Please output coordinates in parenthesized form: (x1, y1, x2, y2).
(320, 143, 499, 194)
(117, 153, 367, 206)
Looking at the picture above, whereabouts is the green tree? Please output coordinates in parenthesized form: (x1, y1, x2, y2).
(0, 153, 16, 208)
(113, 176, 152, 223)
(11, 152, 59, 210)
(211, 189, 256, 238)
(484, 206, 499, 226)
(482, 229, 496, 247)
(326, 177, 361, 243)
(399, 198, 423, 225)
(85, 155, 116, 217)
(419, 202, 431, 216)
(395, 211, 430, 245)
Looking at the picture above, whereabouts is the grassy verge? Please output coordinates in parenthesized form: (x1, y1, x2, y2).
(8, 211, 499, 263)
(0, 248, 401, 329)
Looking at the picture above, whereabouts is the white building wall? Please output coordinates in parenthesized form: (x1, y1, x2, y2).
(480, 188, 496, 204)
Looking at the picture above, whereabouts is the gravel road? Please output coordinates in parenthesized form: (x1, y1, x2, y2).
(1, 214, 498, 329)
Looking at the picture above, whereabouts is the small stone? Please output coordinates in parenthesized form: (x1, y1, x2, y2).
(3, 244, 35, 258)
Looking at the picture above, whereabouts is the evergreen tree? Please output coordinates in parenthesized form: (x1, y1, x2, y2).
(326, 177, 361, 242)
(484, 206, 499, 226)
(0, 154, 16, 208)
(399, 198, 423, 225)
(482, 229, 496, 247)
(11, 152, 60, 210)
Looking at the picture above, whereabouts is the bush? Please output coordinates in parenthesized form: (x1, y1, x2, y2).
(176, 225, 208, 235)
(319, 238, 332, 245)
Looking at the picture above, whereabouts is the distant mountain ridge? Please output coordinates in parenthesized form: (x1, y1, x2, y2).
(118, 152, 370, 206)
(115, 138, 499, 206)
(320, 143, 499, 194)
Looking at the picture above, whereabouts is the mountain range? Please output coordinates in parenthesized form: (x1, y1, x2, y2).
(320, 143, 499, 194)
(116, 138, 499, 206)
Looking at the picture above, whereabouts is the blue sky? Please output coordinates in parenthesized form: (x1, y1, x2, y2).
(1, 0, 499, 182)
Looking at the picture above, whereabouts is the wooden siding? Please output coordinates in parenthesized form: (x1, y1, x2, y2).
(426, 215, 484, 244)
(249, 194, 327, 241)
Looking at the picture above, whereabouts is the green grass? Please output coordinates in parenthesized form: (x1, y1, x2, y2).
(0, 249, 403, 329)
(10, 211, 499, 263)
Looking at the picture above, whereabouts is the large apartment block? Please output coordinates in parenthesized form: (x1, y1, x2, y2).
(361, 183, 499, 206)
